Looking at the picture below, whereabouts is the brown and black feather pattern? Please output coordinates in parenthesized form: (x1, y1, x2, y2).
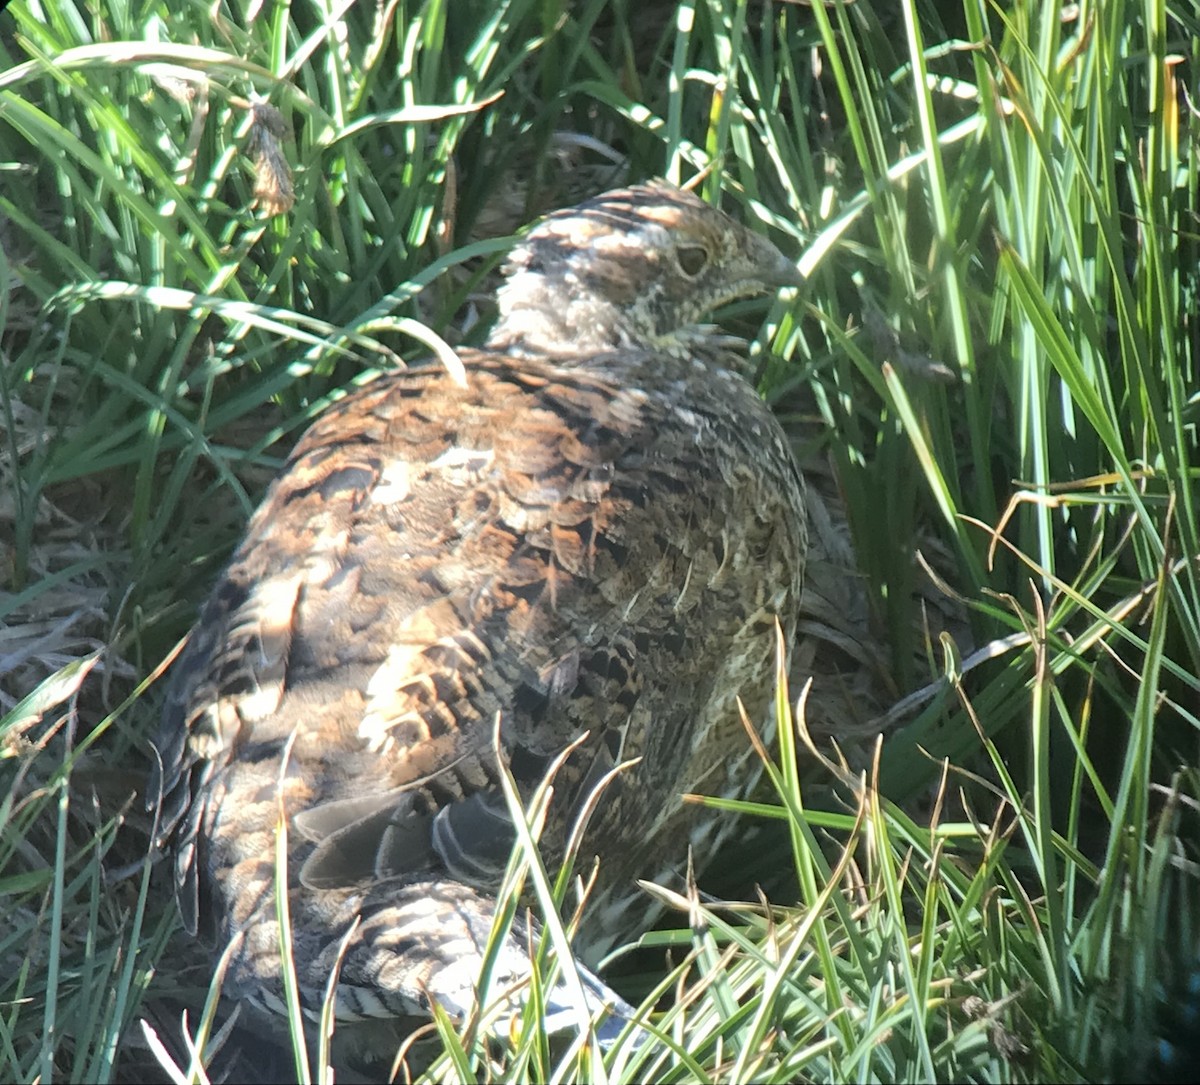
(152, 181, 808, 1042)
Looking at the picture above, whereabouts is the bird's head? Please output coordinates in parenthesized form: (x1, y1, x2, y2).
(490, 180, 800, 359)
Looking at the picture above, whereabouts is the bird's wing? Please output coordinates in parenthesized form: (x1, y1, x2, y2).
(155, 348, 805, 927)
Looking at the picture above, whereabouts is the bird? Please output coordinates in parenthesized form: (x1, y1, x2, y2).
(150, 179, 808, 1061)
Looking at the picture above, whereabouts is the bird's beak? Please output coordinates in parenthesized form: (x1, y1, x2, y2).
(747, 231, 804, 290)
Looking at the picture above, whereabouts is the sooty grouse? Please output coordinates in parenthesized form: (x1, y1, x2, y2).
(152, 180, 808, 1053)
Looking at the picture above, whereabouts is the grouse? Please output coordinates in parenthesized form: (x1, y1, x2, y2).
(152, 179, 808, 1054)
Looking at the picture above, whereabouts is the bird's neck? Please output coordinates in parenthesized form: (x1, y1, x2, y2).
(488, 272, 634, 358)
(487, 269, 754, 375)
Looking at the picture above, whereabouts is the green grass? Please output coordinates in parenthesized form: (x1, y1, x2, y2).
(2, 0, 1199, 1080)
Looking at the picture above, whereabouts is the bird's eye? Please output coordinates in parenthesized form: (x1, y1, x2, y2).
(675, 245, 709, 277)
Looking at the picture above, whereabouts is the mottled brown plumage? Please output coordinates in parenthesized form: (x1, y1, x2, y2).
(152, 180, 807, 1050)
